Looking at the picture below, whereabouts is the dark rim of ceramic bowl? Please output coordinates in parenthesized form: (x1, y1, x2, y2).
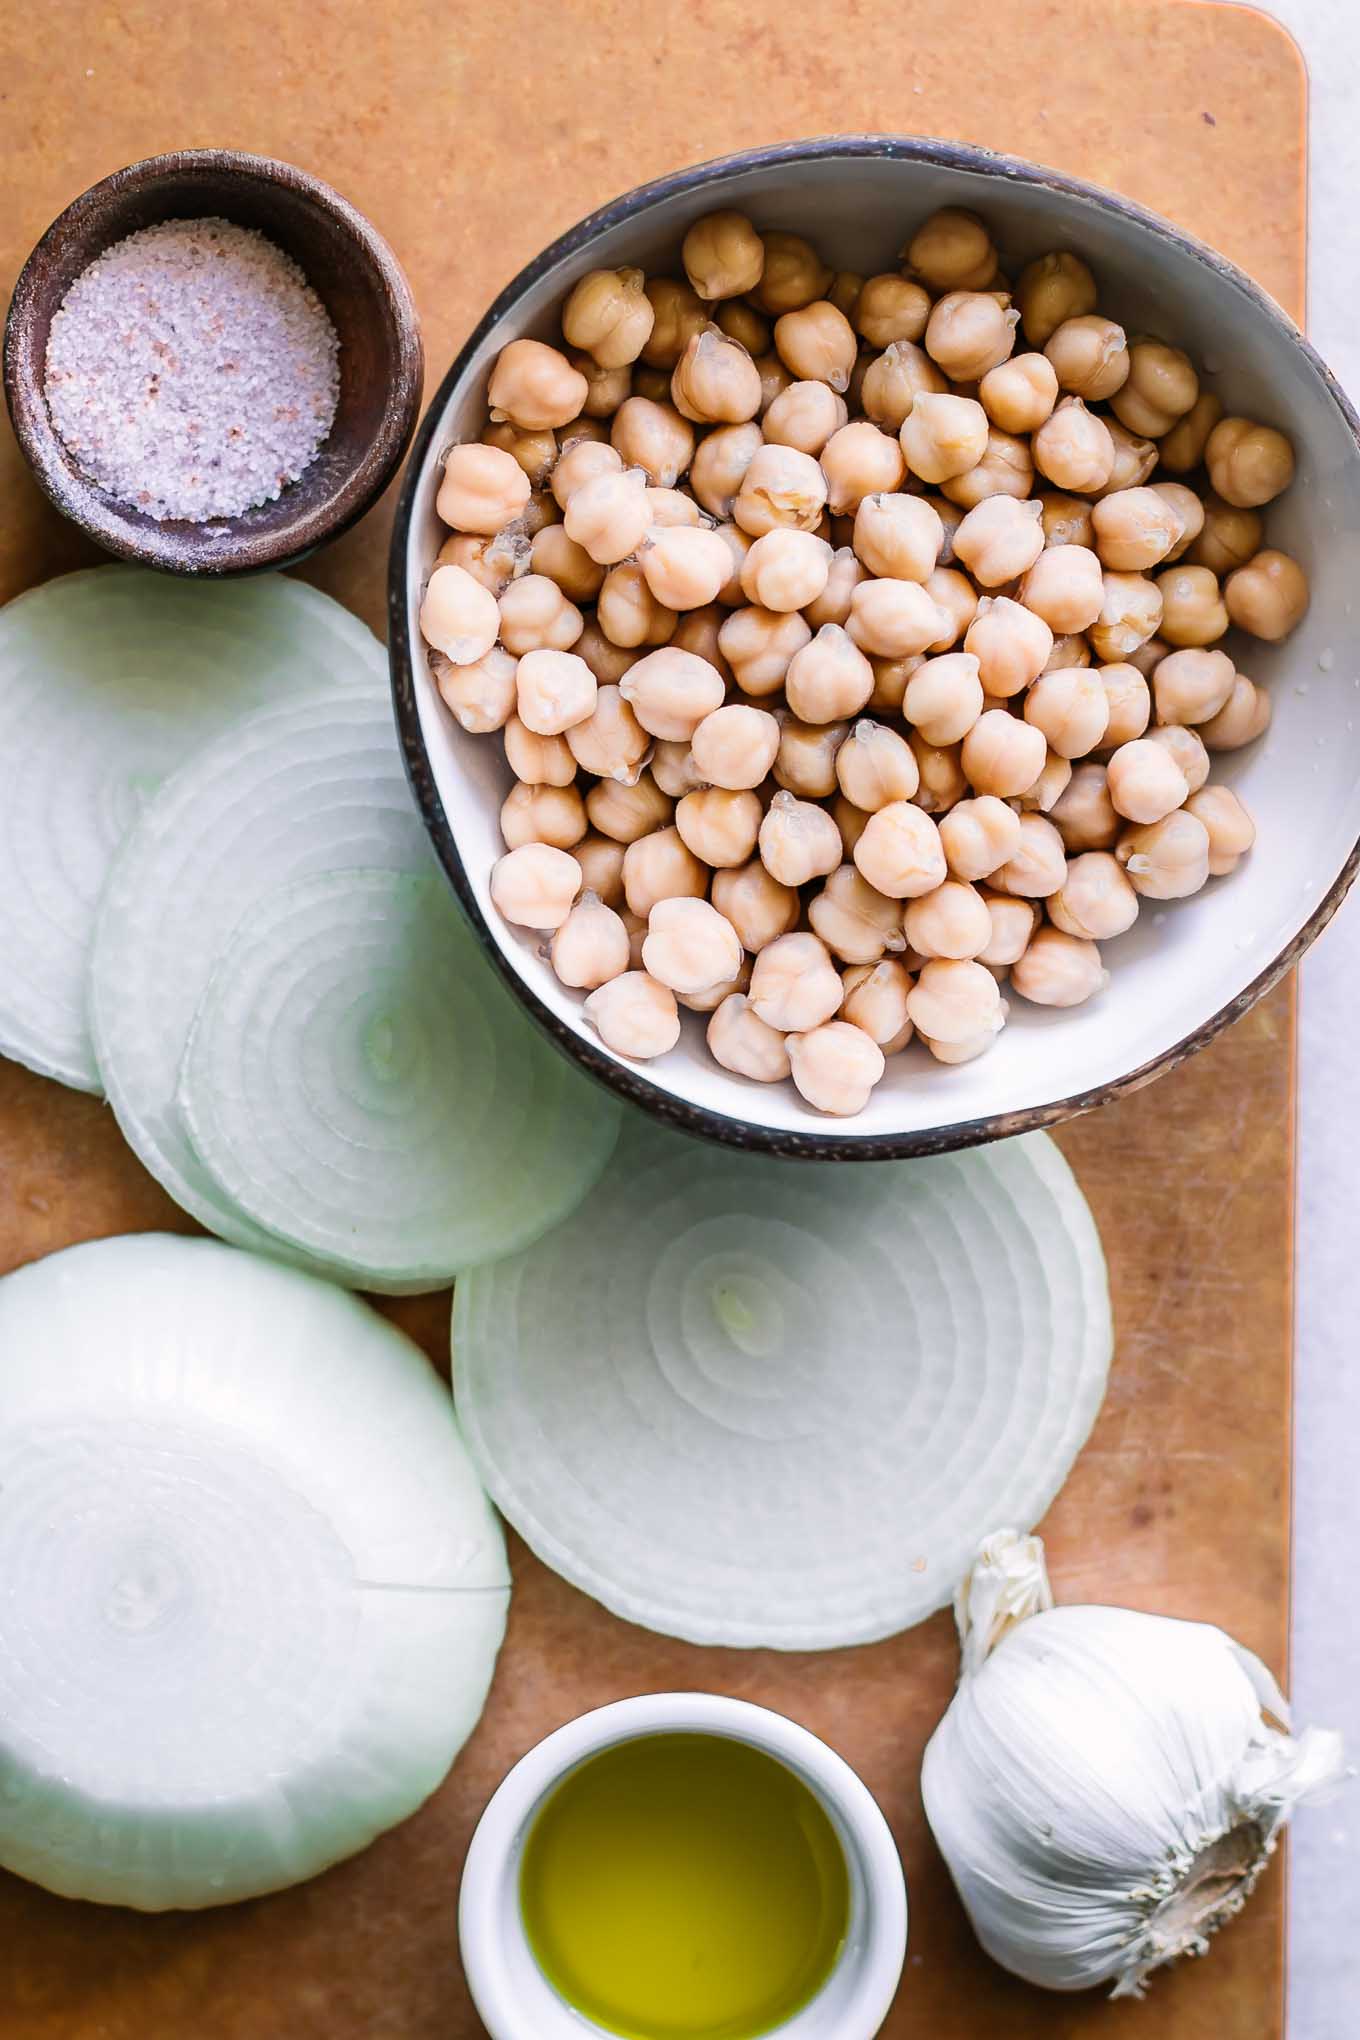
(5, 148, 424, 575)
(389, 131, 1360, 1162)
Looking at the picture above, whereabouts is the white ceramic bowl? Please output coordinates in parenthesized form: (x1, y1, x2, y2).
(390, 136, 1360, 1159)
(457, 1692, 908, 2039)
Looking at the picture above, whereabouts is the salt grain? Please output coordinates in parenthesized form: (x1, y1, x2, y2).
(44, 216, 339, 523)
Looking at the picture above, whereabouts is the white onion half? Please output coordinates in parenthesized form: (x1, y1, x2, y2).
(0, 568, 385, 1092)
(0, 1233, 508, 1909)
(176, 870, 621, 1289)
(89, 692, 433, 1264)
(454, 1120, 1111, 1649)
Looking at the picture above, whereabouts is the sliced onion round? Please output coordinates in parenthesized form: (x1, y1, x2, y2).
(0, 1233, 508, 1909)
(176, 870, 620, 1289)
(454, 1121, 1111, 1649)
(0, 568, 385, 1092)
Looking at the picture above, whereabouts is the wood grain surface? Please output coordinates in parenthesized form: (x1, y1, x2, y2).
(0, 2, 1304, 2035)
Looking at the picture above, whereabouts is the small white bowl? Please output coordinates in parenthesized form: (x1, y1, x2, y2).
(458, 1692, 908, 2039)
(391, 137, 1360, 1159)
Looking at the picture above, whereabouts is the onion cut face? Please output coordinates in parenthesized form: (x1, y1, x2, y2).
(176, 870, 622, 1289)
(0, 568, 385, 1092)
(0, 1234, 509, 1909)
(454, 1120, 1111, 1649)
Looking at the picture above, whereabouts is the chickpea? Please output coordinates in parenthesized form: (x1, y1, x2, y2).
(490, 841, 582, 930)
(620, 644, 727, 742)
(670, 328, 763, 425)
(809, 863, 906, 965)
(518, 490, 563, 538)
(675, 955, 754, 1015)
(990, 812, 1068, 898)
(1125, 634, 1168, 679)
(583, 970, 680, 1059)
(504, 715, 577, 787)
(569, 352, 632, 420)
(1224, 549, 1309, 641)
(675, 436, 753, 531)
(758, 789, 843, 886)
(510, 644, 593, 736)
(1015, 251, 1098, 347)
(1156, 564, 1228, 648)
(1187, 495, 1263, 577)
(644, 488, 703, 530)
(561, 685, 647, 785)
(906, 957, 1005, 1047)
(1020, 665, 1107, 758)
(650, 739, 705, 799)
(1039, 490, 1094, 549)
(1087, 570, 1163, 662)
(1090, 487, 1180, 573)
(576, 617, 641, 683)
(1204, 415, 1296, 507)
(1050, 761, 1118, 851)
(437, 527, 530, 596)
(909, 731, 968, 813)
(1116, 809, 1211, 899)
(841, 958, 914, 1053)
(733, 443, 829, 536)
(939, 426, 1034, 511)
(1018, 750, 1073, 815)
(436, 441, 533, 536)
(1040, 633, 1092, 674)
(1105, 737, 1189, 823)
(1038, 315, 1127, 405)
(905, 879, 993, 961)
(550, 437, 623, 511)
(574, 832, 628, 908)
(433, 643, 518, 733)
(899, 393, 989, 485)
(906, 209, 997, 293)
(964, 596, 1053, 698)
(498, 575, 581, 657)
(751, 231, 834, 316)
(832, 793, 872, 855)
(1185, 784, 1256, 876)
(847, 577, 949, 659)
(773, 300, 858, 392)
(748, 931, 844, 1032)
(707, 992, 792, 1081)
(712, 859, 800, 952)
(482, 420, 557, 487)
(1031, 397, 1114, 493)
(978, 891, 1039, 968)
(867, 651, 922, 714)
(848, 492, 938, 584)
(674, 786, 762, 868)
(561, 266, 654, 369)
(861, 339, 946, 432)
(1100, 420, 1158, 496)
(979, 350, 1059, 435)
(788, 1022, 886, 1116)
(716, 300, 771, 355)
(902, 652, 983, 746)
(598, 561, 677, 650)
(1156, 389, 1222, 474)
(856, 273, 932, 348)
(1096, 663, 1151, 749)
(1146, 723, 1209, 795)
(763, 379, 848, 455)
(806, 545, 868, 628)
(1107, 339, 1195, 437)
(961, 709, 1047, 799)
(639, 896, 741, 997)
(1152, 645, 1236, 727)
(822, 420, 908, 511)
(952, 496, 1044, 587)
(550, 893, 632, 990)
(686, 703, 776, 790)
(1048, 851, 1138, 942)
(835, 719, 920, 811)
(938, 794, 1022, 882)
(622, 824, 709, 919)
(1200, 673, 1272, 751)
(488, 339, 590, 432)
(739, 528, 833, 613)
(1009, 925, 1107, 1006)
(636, 524, 731, 612)
(610, 397, 696, 487)
(1149, 481, 1205, 564)
(558, 417, 612, 450)
(718, 604, 811, 697)
(754, 352, 795, 414)
(420, 562, 502, 664)
(1018, 543, 1104, 633)
(531, 523, 606, 602)
(676, 208, 762, 301)
(924, 570, 975, 654)
(853, 799, 947, 898)
(640, 277, 708, 371)
(586, 770, 673, 844)
(924, 292, 1017, 384)
(709, 523, 753, 605)
(561, 466, 650, 566)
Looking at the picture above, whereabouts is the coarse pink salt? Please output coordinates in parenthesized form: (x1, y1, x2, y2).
(44, 216, 340, 523)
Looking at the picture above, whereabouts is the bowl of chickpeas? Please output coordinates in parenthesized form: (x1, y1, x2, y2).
(389, 135, 1360, 1154)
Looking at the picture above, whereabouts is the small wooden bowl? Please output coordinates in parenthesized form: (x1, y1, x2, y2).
(4, 149, 423, 575)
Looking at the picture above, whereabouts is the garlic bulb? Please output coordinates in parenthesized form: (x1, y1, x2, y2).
(922, 1529, 1347, 1997)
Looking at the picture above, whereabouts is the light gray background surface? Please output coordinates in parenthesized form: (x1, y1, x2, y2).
(1257, 4, 1360, 2033)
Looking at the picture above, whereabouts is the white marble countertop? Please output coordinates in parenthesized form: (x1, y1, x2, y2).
(1250, 4, 1360, 2032)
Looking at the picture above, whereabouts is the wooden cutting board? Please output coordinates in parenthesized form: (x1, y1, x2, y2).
(0, 3, 1304, 2034)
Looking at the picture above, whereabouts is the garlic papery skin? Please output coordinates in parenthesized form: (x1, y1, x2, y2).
(922, 1529, 1347, 1998)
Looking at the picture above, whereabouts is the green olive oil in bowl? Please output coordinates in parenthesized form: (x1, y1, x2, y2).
(518, 1732, 851, 2040)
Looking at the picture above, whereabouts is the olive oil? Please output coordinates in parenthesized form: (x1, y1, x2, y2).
(518, 1732, 850, 2040)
